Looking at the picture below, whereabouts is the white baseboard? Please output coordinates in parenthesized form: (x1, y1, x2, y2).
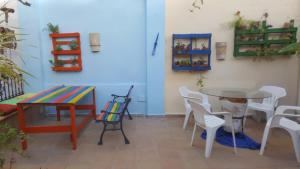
(165, 112, 185, 115)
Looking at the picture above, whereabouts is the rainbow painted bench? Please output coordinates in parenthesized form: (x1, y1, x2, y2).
(0, 93, 35, 122)
(96, 85, 134, 145)
(96, 101, 125, 122)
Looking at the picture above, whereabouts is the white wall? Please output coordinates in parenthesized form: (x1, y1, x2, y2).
(0, 0, 21, 65)
(0, 0, 18, 28)
(165, 0, 300, 114)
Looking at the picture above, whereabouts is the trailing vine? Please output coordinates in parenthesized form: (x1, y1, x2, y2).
(189, 0, 204, 12)
(196, 73, 206, 88)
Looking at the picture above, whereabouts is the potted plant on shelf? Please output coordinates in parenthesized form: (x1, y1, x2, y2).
(189, 0, 204, 13)
(201, 43, 208, 50)
(230, 11, 248, 30)
(198, 58, 207, 65)
(71, 57, 77, 66)
(55, 45, 63, 51)
(49, 59, 64, 68)
(282, 19, 295, 29)
(175, 42, 186, 54)
(69, 40, 78, 50)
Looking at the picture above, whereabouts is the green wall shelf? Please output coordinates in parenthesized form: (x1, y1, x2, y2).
(234, 21, 298, 58)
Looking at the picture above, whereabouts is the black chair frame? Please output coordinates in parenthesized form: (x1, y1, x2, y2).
(111, 85, 134, 120)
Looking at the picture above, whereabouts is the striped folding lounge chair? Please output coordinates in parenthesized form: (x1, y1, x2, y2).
(96, 85, 134, 145)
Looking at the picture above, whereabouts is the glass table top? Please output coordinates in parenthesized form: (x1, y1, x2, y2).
(199, 87, 272, 99)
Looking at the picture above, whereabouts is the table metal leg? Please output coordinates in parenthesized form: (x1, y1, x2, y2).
(69, 105, 77, 150)
(221, 100, 247, 133)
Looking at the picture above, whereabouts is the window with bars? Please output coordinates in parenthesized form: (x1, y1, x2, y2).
(0, 74, 24, 102)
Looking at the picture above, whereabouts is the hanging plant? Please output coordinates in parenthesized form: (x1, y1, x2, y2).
(0, 27, 17, 51)
(0, 56, 29, 81)
(279, 43, 300, 55)
(196, 73, 206, 88)
(189, 0, 204, 12)
(71, 57, 77, 65)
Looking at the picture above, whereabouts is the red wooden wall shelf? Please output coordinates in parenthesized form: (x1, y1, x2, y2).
(50, 32, 82, 72)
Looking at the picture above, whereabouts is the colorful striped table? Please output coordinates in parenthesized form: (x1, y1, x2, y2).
(17, 85, 96, 150)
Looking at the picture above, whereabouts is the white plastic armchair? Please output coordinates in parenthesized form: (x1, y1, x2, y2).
(179, 86, 211, 129)
(244, 86, 287, 126)
(260, 106, 300, 163)
(188, 99, 237, 158)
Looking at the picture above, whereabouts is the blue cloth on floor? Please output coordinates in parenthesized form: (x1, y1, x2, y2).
(201, 127, 261, 150)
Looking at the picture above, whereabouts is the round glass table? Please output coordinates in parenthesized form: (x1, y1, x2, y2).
(199, 87, 272, 100)
(193, 87, 271, 132)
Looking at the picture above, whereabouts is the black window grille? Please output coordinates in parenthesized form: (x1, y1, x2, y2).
(0, 74, 24, 102)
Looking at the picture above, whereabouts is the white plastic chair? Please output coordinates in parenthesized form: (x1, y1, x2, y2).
(244, 86, 287, 126)
(188, 99, 237, 158)
(179, 86, 211, 130)
(260, 106, 300, 163)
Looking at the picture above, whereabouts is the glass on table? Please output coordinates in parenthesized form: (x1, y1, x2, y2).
(199, 87, 272, 100)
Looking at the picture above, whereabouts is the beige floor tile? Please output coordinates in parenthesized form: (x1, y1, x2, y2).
(8, 116, 300, 169)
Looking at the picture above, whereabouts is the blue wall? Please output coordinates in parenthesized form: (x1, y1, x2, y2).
(19, 0, 165, 115)
(146, 0, 165, 115)
(19, 0, 44, 92)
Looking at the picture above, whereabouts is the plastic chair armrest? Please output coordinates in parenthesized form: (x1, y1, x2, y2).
(275, 113, 300, 118)
(188, 91, 209, 101)
(275, 106, 300, 116)
(188, 91, 204, 95)
(185, 96, 203, 101)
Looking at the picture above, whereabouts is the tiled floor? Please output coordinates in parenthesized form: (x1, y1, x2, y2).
(6, 116, 300, 169)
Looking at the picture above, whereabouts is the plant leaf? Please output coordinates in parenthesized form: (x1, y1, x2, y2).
(279, 43, 300, 54)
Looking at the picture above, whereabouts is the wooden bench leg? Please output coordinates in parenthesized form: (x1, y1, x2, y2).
(98, 123, 107, 145)
(120, 121, 129, 144)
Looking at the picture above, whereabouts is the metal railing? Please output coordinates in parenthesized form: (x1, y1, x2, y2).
(0, 75, 24, 102)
